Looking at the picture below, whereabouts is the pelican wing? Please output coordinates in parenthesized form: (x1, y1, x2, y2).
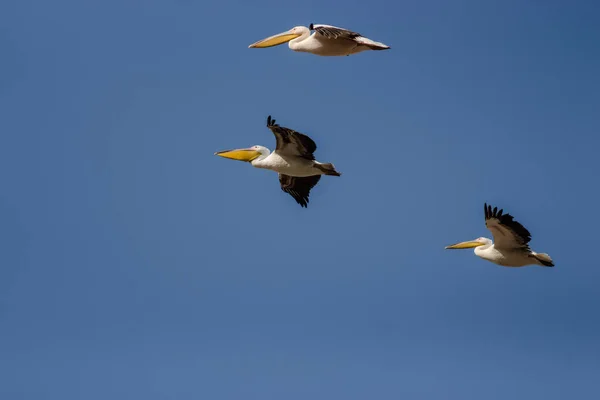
(310, 24, 361, 40)
(279, 174, 321, 208)
(484, 203, 532, 250)
(266, 115, 317, 160)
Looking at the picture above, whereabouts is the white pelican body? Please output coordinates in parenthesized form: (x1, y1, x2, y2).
(215, 116, 341, 207)
(251, 150, 332, 177)
(249, 24, 390, 56)
(446, 203, 554, 268)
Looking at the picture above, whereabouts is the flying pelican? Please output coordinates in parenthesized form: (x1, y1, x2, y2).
(445, 203, 554, 267)
(214, 116, 341, 208)
(248, 23, 390, 56)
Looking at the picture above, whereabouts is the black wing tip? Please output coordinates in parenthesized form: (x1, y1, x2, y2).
(309, 23, 314, 30)
(484, 203, 502, 218)
(281, 175, 321, 208)
(267, 115, 277, 127)
(291, 193, 309, 208)
(485, 203, 510, 220)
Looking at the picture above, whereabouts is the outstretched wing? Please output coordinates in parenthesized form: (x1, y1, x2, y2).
(278, 174, 321, 208)
(484, 203, 532, 250)
(266, 115, 317, 160)
(309, 24, 361, 40)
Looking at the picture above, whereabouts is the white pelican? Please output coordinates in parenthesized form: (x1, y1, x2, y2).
(445, 203, 554, 267)
(214, 116, 341, 208)
(248, 23, 390, 56)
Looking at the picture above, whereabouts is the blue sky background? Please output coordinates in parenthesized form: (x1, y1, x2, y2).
(1, 0, 599, 398)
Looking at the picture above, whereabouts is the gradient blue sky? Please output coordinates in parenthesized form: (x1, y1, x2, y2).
(1, 0, 599, 398)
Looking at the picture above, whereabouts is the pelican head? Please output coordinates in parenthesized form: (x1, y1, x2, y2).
(248, 26, 309, 48)
(214, 145, 269, 163)
(445, 237, 492, 250)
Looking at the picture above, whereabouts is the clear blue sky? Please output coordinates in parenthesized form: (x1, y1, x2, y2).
(1, 0, 599, 398)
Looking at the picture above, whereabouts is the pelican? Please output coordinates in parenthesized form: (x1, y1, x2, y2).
(445, 203, 554, 267)
(214, 116, 341, 208)
(248, 23, 390, 56)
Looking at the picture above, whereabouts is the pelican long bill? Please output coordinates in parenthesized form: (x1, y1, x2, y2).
(248, 31, 302, 48)
(214, 148, 262, 162)
(445, 240, 486, 250)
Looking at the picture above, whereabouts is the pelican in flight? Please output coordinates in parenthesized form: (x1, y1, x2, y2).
(445, 203, 554, 267)
(214, 116, 341, 208)
(248, 23, 390, 56)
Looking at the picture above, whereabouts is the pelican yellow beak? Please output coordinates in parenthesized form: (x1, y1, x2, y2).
(214, 148, 261, 162)
(248, 31, 302, 48)
(445, 241, 486, 250)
